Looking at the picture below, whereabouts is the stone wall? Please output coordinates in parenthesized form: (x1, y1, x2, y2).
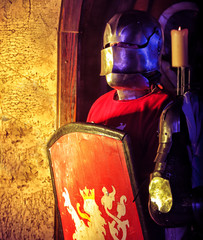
(0, 0, 61, 239)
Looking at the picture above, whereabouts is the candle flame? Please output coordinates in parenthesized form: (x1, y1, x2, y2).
(178, 26, 181, 31)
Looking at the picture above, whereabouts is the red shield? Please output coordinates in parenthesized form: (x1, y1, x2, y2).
(47, 123, 144, 240)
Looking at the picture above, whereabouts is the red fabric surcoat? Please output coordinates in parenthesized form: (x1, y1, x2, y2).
(87, 88, 171, 184)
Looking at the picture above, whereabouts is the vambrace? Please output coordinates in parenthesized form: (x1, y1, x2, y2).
(148, 98, 193, 227)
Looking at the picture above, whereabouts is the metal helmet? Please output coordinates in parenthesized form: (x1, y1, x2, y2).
(100, 10, 163, 90)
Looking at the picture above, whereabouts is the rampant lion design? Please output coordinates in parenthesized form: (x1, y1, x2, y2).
(62, 186, 129, 240)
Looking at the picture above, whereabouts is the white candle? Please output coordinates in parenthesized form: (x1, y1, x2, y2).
(171, 27, 188, 67)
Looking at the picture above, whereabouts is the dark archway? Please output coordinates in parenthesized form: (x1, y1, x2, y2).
(55, 0, 201, 238)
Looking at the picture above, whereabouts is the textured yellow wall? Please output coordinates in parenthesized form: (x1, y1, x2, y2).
(0, 0, 61, 239)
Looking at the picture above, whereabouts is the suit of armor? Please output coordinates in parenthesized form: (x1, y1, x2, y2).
(87, 9, 203, 239)
(87, 10, 173, 239)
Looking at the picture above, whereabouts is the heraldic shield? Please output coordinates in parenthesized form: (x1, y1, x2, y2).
(47, 122, 147, 240)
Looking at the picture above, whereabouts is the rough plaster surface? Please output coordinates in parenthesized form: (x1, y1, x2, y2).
(0, 0, 61, 239)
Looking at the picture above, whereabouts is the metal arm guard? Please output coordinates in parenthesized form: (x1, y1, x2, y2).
(149, 97, 193, 227)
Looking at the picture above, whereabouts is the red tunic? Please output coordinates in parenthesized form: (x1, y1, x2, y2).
(87, 88, 171, 184)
